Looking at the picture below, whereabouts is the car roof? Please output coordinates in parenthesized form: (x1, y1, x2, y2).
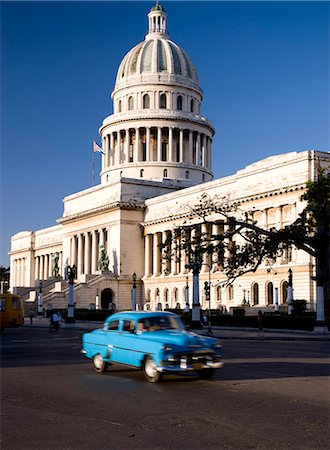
(104, 311, 177, 323)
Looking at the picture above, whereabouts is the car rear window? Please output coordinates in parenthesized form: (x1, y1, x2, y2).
(108, 320, 119, 331)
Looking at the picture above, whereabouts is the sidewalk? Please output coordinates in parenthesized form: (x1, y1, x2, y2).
(24, 318, 330, 341)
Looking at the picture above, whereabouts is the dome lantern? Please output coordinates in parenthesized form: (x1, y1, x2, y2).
(147, 2, 168, 38)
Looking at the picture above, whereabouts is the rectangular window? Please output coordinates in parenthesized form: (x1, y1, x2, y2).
(108, 320, 119, 331)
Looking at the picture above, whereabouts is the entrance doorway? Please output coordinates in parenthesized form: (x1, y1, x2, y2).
(101, 288, 115, 309)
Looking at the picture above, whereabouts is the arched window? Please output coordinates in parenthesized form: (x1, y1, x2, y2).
(143, 94, 150, 109)
(185, 170, 189, 179)
(267, 282, 274, 305)
(140, 169, 144, 178)
(118, 100, 122, 113)
(227, 285, 234, 302)
(177, 95, 183, 111)
(128, 96, 134, 110)
(216, 286, 222, 303)
(160, 93, 167, 109)
(281, 281, 288, 304)
(252, 283, 259, 305)
(163, 169, 168, 177)
(190, 99, 194, 113)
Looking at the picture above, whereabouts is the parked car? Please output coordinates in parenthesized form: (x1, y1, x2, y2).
(81, 311, 223, 382)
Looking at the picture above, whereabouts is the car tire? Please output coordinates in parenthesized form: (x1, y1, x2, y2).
(93, 354, 108, 373)
(197, 368, 215, 379)
(143, 356, 161, 383)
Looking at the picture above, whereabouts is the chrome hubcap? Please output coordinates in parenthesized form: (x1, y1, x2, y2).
(145, 359, 157, 377)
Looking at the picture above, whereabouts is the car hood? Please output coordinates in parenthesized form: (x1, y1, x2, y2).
(142, 329, 216, 348)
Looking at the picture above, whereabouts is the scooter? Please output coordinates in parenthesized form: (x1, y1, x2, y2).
(50, 320, 60, 331)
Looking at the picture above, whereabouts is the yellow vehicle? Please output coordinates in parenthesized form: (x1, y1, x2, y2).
(0, 293, 25, 331)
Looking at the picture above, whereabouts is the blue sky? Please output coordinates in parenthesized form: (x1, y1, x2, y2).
(1, 0, 329, 267)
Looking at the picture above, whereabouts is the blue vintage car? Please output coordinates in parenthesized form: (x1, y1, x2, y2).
(81, 311, 223, 382)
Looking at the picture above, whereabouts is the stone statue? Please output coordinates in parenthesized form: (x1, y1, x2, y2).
(52, 252, 60, 277)
(67, 265, 76, 284)
(98, 245, 109, 272)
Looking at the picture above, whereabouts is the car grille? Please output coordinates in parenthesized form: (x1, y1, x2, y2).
(166, 351, 215, 367)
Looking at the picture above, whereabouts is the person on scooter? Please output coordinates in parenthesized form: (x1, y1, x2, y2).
(50, 312, 61, 331)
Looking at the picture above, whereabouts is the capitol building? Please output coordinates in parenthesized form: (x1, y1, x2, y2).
(9, 3, 329, 313)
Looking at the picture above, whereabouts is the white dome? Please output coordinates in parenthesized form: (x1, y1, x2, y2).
(114, 4, 200, 93)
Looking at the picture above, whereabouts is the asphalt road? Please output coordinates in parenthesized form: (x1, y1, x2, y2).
(1, 327, 330, 450)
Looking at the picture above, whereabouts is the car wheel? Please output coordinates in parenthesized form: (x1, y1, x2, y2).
(143, 356, 161, 383)
(93, 354, 107, 373)
(197, 368, 215, 379)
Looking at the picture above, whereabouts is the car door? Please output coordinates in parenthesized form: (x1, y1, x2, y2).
(113, 319, 144, 367)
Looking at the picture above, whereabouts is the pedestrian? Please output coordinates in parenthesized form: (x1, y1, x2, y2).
(203, 312, 208, 325)
(257, 309, 264, 335)
(29, 308, 34, 325)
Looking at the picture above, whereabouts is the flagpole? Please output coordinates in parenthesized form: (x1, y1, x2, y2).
(92, 143, 95, 186)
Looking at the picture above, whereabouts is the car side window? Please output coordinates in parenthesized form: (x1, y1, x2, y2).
(123, 320, 135, 332)
(108, 320, 119, 331)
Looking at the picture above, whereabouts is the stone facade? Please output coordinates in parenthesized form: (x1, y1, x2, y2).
(9, 4, 329, 314)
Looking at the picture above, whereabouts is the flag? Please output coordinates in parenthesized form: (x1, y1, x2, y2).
(93, 141, 104, 154)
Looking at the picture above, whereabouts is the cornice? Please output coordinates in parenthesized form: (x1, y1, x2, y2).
(100, 113, 215, 135)
(58, 201, 145, 225)
(142, 184, 307, 227)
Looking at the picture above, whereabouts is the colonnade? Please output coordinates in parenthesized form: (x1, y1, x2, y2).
(34, 252, 62, 281)
(102, 127, 212, 169)
(69, 228, 111, 277)
(144, 222, 225, 278)
(12, 258, 27, 287)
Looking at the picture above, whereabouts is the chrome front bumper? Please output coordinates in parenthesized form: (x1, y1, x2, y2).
(157, 355, 224, 373)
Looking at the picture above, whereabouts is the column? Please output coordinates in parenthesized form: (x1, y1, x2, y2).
(209, 138, 212, 169)
(168, 127, 173, 162)
(179, 128, 184, 162)
(71, 236, 77, 266)
(146, 127, 150, 161)
(157, 127, 162, 161)
(77, 234, 83, 275)
(276, 206, 282, 230)
(261, 209, 268, 229)
(45, 255, 49, 279)
(106, 134, 110, 167)
(153, 233, 161, 276)
(145, 234, 151, 277)
(197, 132, 201, 165)
(110, 133, 114, 166)
(84, 232, 90, 275)
(102, 136, 106, 170)
(162, 231, 171, 275)
(115, 132, 120, 165)
(189, 130, 193, 164)
(35, 256, 40, 281)
(91, 231, 98, 273)
(107, 227, 112, 272)
(201, 134, 205, 167)
(135, 128, 140, 162)
(125, 129, 129, 163)
(99, 229, 105, 248)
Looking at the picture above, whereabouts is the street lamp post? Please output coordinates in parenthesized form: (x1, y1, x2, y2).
(185, 276, 190, 313)
(66, 265, 76, 323)
(37, 280, 43, 319)
(185, 261, 202, 328)
(95, 288, 99, 310)
(287, 268, 294, 315)
(132, 272, 137, 311)
(204, 281, 213, 336)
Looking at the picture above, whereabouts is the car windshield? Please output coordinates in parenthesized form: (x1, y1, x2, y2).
(138, 315, 184, 332)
